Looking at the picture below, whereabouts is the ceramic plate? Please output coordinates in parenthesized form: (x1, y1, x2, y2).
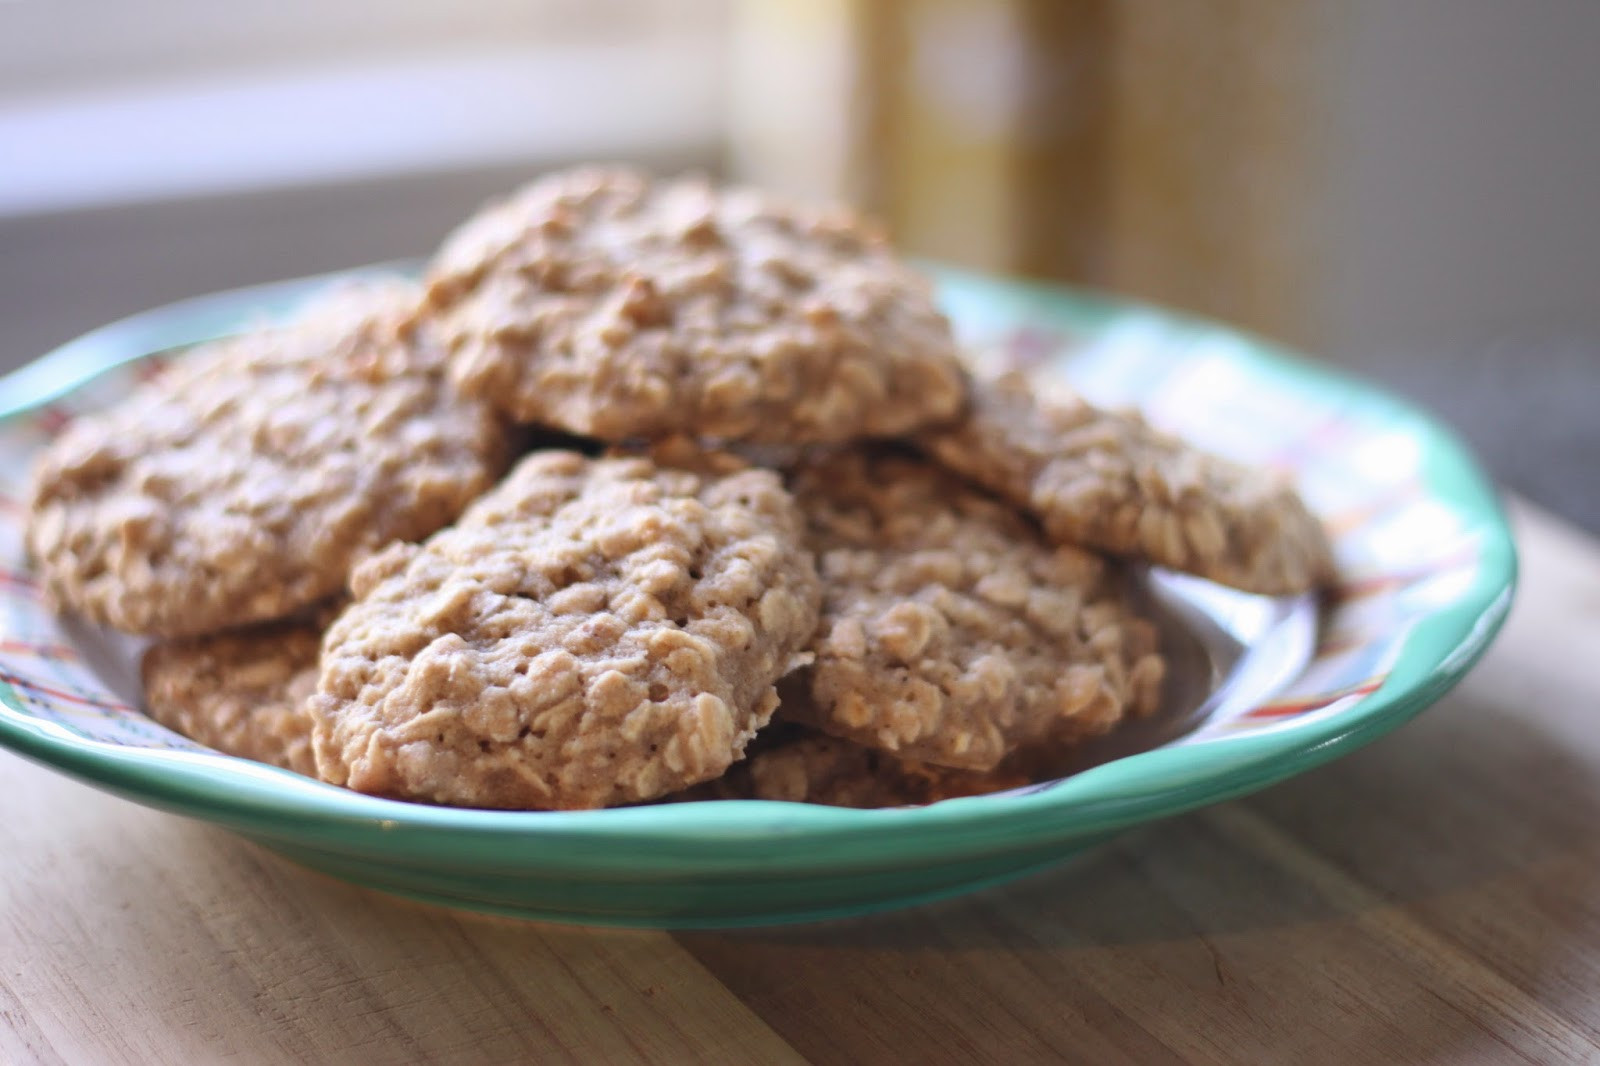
(0, 264, 1516, 927)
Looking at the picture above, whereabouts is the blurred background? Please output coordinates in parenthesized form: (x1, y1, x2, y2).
(2, 0, 1596, 529)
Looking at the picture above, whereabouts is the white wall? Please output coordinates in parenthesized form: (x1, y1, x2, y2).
(1317, 0, 1600, 529)
(0, 0, 727, 215)
(1320, 0, 1600, 356)
(0, 0, 728, 373)
(0, 0, 722, 98)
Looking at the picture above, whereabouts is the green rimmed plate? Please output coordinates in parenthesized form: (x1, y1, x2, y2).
(0, 264, 1516, 927)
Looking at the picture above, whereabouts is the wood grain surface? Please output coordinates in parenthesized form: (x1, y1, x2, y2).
(2, 499, 1594, 1065)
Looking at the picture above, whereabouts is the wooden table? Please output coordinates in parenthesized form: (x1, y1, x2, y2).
(2, 500, 1595, 1065)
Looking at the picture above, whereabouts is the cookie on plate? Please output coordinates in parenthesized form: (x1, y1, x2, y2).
(692, 723, 1035, 808)
(26, 280, 510, 637)
(309, 450, 822, 810)
(141, 612, 330, 776)
(919, 372, 1333, 595)
(425, 165, 967, 444)
(788, 448, 1165, 772)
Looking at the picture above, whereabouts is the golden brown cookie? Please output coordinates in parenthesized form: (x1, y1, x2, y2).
(789, 448, 1165, 772)
(425, 166, 967, 444)
(919, 372, 1334, 595)
(141, 614, 328, 775)
(309, 451, 822, 810)
(692, 725, 1035, 808)
(26, 280, 511, 637)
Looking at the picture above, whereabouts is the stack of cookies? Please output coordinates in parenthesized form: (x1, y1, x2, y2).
(25, 167, 1333, 810)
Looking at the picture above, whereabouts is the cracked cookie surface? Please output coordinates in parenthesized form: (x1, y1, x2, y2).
(426, 166, 967, 444)
(789, 448, 1165, 772)
(141, 612, 332, 776)
(310, 451, 822, 810)
(919, 372, 1333, 595)
(26, 280, 510, 636)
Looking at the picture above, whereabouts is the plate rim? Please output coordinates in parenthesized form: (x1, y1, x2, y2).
(0, 263, 1519, 868)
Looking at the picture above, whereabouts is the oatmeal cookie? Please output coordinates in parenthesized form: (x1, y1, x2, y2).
(309, 451, 822, 810)
(694, 724, 1034, 808)
(26, 280, 510, 637)
(425, 165, 967, 443)
(919, 372, 1333, 595)
(141, 613, 329, 775)
(789, 449, 1165, 772)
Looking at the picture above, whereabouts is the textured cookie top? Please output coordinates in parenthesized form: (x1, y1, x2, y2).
(425, 165, 967, 443)
(697, 726, 1033, 808)
(789, 449, 1165, 772)
(919, 372, 1334, 595)
(141, 613, 328, 776)
(310, 451, 822, 810)
(26, 281, 510, 637)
